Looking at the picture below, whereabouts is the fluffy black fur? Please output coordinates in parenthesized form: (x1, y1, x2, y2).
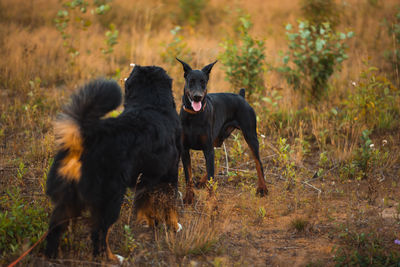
(45, 65, 181, 262)
(176, 58, 268, 204)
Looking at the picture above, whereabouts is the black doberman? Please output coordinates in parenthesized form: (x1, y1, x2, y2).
(177, 58, 268, 204)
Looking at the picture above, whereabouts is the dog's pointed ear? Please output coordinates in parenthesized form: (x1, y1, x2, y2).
(176, 58, 192, 77)
(201, 60, 218, 76)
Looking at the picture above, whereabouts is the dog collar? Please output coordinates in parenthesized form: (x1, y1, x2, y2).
(183, 101, 207, 114)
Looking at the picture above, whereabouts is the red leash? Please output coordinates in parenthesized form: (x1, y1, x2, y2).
(7, 230, 49, 267)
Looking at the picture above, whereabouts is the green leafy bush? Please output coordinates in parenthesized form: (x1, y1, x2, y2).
(219, 15, 266, 99)
(344, 66, 399, 131)
(340, 129, 388, 181)
(54, 0, 115, 62)
(0, 187, 48, 264)
(278, 21, 353, 102)
(102, 23, 119, 55)
(161, 26, 192, 65)
(300, 0, 340, 29)
(334, 227, 400, 266)
(177, 0, 207, 27)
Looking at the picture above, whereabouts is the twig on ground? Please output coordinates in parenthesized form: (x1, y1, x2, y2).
(302, 180, 322, 195)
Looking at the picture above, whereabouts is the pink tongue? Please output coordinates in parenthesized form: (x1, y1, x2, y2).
(192, 101, 202, 112)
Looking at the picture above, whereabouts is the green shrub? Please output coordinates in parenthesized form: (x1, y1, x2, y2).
(334, 227, 400, 266)
(177, 0, 207, 27)
(340, 129, 388, 181)
(219, 15, 266, 99)
(0, 187, 48, 264)
(54, 0, 116, 63)
(300, 0, 340, 29)
(101, 23, 119, 55)
(161, 26, 192, 65)
(344, 66, 399, 131)
(278, 21, 353, 103)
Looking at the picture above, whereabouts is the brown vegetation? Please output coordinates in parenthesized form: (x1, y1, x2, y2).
(1, 0, 400, 266)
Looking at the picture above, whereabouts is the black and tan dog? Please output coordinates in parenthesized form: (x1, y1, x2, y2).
(176, 58, 268, 204)
(45, 65, 182, 263)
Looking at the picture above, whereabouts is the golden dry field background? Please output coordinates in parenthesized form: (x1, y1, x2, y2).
(1, 0, 400, 266)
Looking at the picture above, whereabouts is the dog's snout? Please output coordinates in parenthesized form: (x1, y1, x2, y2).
(193, 94, 203, 102)
(192, 92, 203, 102)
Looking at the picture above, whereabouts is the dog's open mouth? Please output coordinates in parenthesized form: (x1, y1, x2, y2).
(191, 100, 202, 112)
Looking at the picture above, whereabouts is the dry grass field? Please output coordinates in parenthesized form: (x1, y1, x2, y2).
(1, 0, 400, 266)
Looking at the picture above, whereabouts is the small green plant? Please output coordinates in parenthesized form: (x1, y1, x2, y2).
(219, 15, 266, 99)
(275, 137, 297, 190)
(290, 217, 309, 232)
(258, 207, 266, 219)
(356, 129, 374, 178)
(16, 161, 27, 180)
(177, 0, 207, 27)
(122, 225, 138, 254)
(207, 176, 219, 194)
(317, 151, 329, 176)
(278, 21, 353, 102)
(230, 133, 244, 164)
(318, 151, 329, 167)
(101, 23, 119, 55)
(261, 89, 282, 113)
(344, 66, 399, 131)
(161, 26, 192, 65)
(0, 187, 48, 264)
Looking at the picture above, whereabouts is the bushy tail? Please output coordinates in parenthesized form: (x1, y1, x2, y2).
(54, 79, 122, 181)
(239, 88, 246, 98)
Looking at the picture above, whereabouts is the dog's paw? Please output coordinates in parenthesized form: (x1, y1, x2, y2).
(183, 190, 195, 205)
(115, 254, 124, 265)
(256, 186, 268, 197)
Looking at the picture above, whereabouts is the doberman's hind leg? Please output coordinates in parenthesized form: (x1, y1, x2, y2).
(244, 132, 268, 196)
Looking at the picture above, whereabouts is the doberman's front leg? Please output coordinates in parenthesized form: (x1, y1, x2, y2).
(182, 148, 195, 204)
(197, 146, 215, 188)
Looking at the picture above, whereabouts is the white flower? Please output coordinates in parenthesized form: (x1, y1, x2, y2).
(351, 81, 357, 87)
(382, 140, 387, 146)
(260, 134, 266, 138)
(130, 63, 135, 67)
(124, 78, 128, 81)
(369, 143, 374, 148)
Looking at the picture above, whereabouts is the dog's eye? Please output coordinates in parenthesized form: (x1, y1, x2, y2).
(201, 80, 206, 88)
(189, 80, 194, 87)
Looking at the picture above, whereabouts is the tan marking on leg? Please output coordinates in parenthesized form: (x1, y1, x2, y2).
(105, 227, 121, 263)
(199, 173, 208, 184)
(166, 207, 179, 231)
(250, 149, 268, 194)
